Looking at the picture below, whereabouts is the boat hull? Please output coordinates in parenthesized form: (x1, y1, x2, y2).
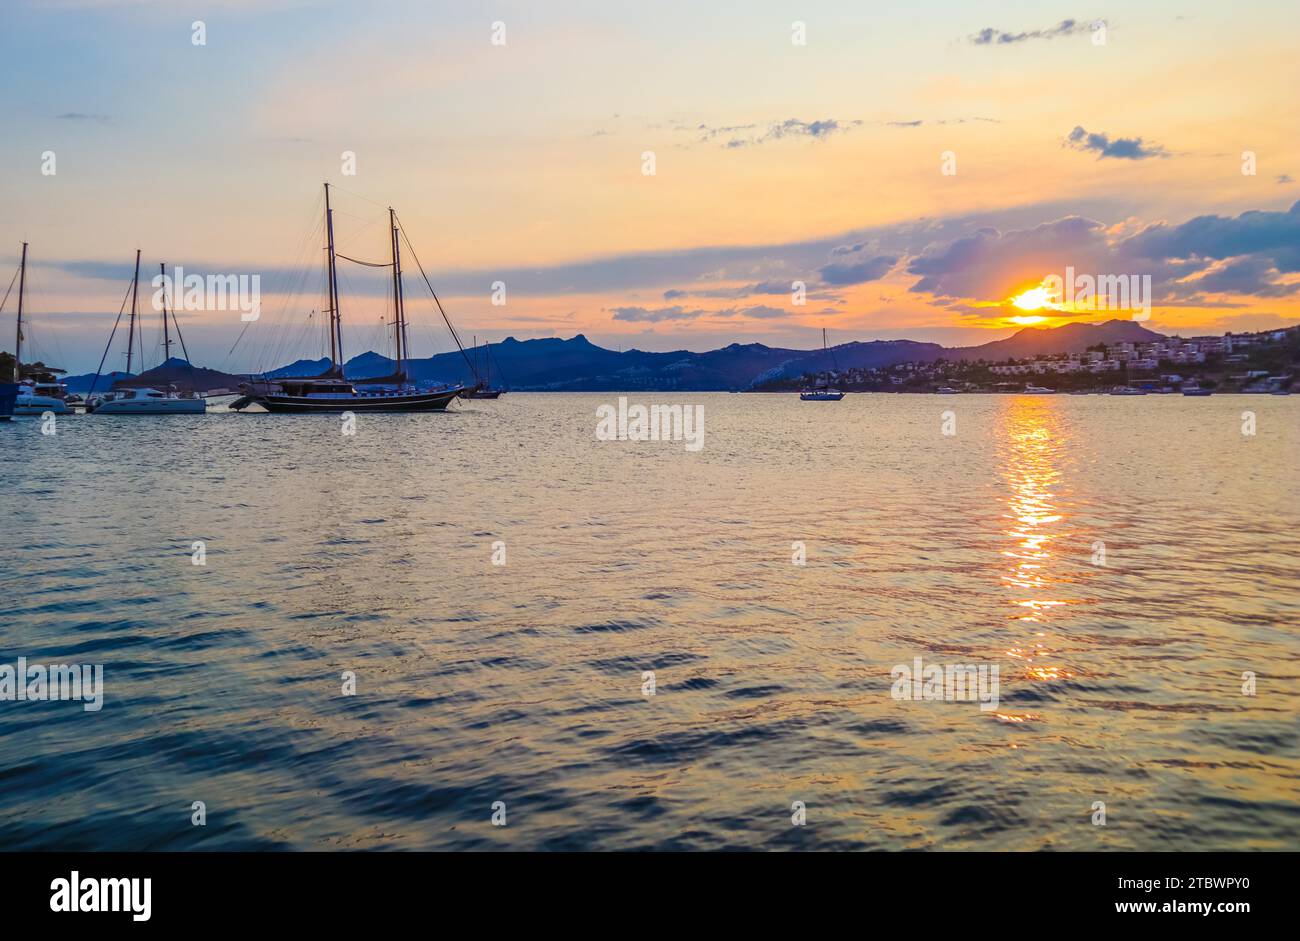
(0, 383, 17, 420)
(250, 387, 463, 413)
(462, 389, 504, 399)
(799, 391, 845, 401)
(91, 399, 207, 414)
(13, 395, 69, 415)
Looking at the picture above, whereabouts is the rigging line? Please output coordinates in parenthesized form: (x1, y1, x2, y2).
(393, 214, 479, 382)
(86, 277, 135, 400)
(169, 306, 198, 388)
(329, 182, 388, 210)
(0, 266, 18, 313)
(335, 253, 393, 268)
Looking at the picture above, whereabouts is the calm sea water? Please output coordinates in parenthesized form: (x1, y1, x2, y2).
(1, 393, 1297, 851)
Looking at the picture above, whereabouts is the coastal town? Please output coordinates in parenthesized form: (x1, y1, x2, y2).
(762, 324, 1300, 395)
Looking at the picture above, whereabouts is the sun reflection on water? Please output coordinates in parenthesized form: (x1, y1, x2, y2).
(999, 399, 1076, 683)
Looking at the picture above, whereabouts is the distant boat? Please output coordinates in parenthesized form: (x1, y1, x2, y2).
(462, 334, 506, 399)
(1269, 389, 1290, 396)
(1023, 385, 1055, 394)
(86, 254, 207, 414)
(234, 186, 465, 413)
(1182, 385, 1212, 397)
(4, 243, 71, 415)
(1110, 386, 1148, 396)
(800, 328, 845, 401)
(936, 386, 959, 394)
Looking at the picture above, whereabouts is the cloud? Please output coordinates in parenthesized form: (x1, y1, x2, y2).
(1118, 201, 1300, 297)
(694, 118, 861, 148)
(819, 251, 898, 285)
(968, 19, 1092, 45)
(1278, 175, 1295, 185)
(1174, 256, 1300, 298)
(55, 112, 109, 123)
(907, 216, 1112, 300)
(610, 305, 708, 323)
(1066, 125, 1167, 160)
(903, 201, 1300, 307)
(736, 304, 788, 319)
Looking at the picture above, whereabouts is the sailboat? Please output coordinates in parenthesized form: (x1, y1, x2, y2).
(233, 185, 465, 412)
(86, 253, 207, 414)
(799, 328, 846, 401)
(462, 335, 505, 399)
(4, 243, 71, 415)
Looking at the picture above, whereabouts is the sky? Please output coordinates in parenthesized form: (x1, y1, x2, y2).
(1, 0, 1298, 374)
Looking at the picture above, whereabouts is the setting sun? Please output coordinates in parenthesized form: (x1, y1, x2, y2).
(1011, 286, 1056, 311)
(1009, 315, 1048, 325)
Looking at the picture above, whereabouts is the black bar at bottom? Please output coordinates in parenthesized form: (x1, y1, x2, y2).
(0, 851, 1284, 926)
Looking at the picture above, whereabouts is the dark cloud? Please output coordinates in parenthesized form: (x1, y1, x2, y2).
(1118, 201, 1300, 295)
(695, 118, 861, 148)
(1178, 256, 1300, 298)
(1278, 175, 1295, 185)
(969, 19, 1091, 45)
(819, 253, 897, 286)
(1066, 125, 1167, 160)
(55, 112, 109, 123)
(610, 305, 707, 323)
(737, 304, 788, 319)
(907, 216, 1111, 300)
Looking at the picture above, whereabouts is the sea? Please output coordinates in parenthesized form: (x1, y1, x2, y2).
(1, 392, 1297, 850)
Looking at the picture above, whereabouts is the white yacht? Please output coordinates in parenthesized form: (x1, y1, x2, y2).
(84, 253, 207, 415)
(14, 377, 70, 415)
(88, 387, 205, 414)
(1023, 385, 1056, 394)
(5, 242, 71, 415)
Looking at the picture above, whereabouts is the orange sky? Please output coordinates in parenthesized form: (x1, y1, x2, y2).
(2, 1, 1299, 371)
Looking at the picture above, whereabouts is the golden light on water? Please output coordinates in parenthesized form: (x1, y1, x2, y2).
(999, 399, 1076, 687)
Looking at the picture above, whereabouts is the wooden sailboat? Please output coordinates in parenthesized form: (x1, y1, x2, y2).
(234, 185, 464, 412)
(799, 328, 845, 401)
(86, 252, 207, 414)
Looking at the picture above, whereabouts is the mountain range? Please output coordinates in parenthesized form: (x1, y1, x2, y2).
(57, 320, 1168, 393)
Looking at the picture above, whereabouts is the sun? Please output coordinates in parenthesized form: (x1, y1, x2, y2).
(1009, 315, 1047, 325)
(1011, 286, 1054, 311)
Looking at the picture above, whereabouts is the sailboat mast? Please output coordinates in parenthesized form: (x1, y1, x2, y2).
(324, 183, 343, 372)
(160, 262, 173, 365)
(389, 207, 404, 378)
(126, 249, 141, 376)
(13, 242, 26, 381)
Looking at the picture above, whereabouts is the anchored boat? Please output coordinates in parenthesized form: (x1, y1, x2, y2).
(799, 328, 846, 401)
(233, 185, 466, 413)
(462, 335, 507, 399)
(4, 243, 71, 415)
(86, 253, 207, 414)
